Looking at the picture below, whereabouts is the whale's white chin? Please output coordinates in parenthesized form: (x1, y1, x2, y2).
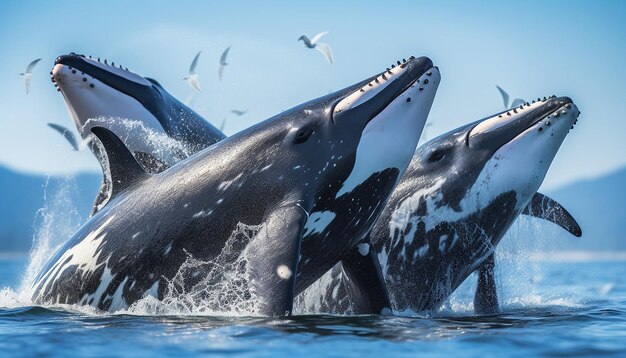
(52, 64, 162, 135)
(468, 102, 579, 212)
(336, 68, 440, 198)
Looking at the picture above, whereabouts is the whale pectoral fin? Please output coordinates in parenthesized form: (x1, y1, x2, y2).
(90, 127, 149, 200)
(339, 239, 391, 314)
(473, 253, 499, 315)
(247, 205, 307, 316)
(522, 192, 582, 237)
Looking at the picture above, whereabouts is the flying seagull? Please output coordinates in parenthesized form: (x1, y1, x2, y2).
(230, 109, 248, 116)
(298, 31, 333, 64)
(496, 85, 525, 109)
(218, 46, 231, 81)
(219, 118, 227, 132)
(20, 58, 41, 94)
(47, 123, 79, 151)
(184, 51, 202, 92)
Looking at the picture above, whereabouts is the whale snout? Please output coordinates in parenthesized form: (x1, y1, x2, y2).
(533, 99, 580, 135)
(556, 96, 572, 105)
(52, 63, 97, 91)
(332, 55, 435, 118)
(468, 94, 579, 151)
(544, 96, 573, 110)
(406, 56, 433, 75)
(53, 53, 153, 89)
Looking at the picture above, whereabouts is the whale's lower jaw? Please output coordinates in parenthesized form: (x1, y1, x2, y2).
(335, 67, 441, 198)
(471, 101, 580, 214)
(52, 64, 159, 133)
(51, 63, 181, 161)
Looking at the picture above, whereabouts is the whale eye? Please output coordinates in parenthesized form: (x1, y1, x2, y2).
(428, 149, 447, 162)
(294, 129, 313, 144)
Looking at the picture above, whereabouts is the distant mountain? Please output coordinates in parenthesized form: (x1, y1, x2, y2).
(0, 166, 100, 252)
(542, 167, 626, 251)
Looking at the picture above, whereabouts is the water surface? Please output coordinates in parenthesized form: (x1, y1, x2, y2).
(1, 256, 624, 357)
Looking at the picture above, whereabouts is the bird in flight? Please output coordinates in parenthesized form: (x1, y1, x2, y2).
(496, 85, 526, 109)
(230, 109, 248, 116)
(298, 31, 333, 64)
(218, 46, 231, 81)
(20, 58, 41, 94)
(47, 123, 79, 151)
(184, 51, 202, 92)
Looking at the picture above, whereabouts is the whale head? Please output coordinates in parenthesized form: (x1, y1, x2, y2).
(203, 55, 440, 292)
(377, 96, 580, 311)
(52, 53, 166, 136)
(398, 95, 579, 250)
(51, 53, 223, 151)
(464, 96, 579, 211)
(252, 56, 439, 213)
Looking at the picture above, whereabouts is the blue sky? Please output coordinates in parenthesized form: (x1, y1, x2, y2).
(0, 0, 624, 190)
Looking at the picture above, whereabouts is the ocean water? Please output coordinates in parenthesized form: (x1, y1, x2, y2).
(1, 254, 625, 357)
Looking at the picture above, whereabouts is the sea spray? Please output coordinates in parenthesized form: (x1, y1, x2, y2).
(121, 223, 263, 316)
(444, 216, 582, 315)
(84, 116, 195, 168)
(18, 176, 87, 300)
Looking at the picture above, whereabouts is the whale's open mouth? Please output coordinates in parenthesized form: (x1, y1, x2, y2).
(467, 96, 580, 150)
(332, 56, 435, 124)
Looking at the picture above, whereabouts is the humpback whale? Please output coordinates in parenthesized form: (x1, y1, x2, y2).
(51, 53, 225, 212)
(32, 56, 440, 316)
(299, 96, 581, 315)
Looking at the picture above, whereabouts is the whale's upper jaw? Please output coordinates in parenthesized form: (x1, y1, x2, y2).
(332, 56, 435, 122)
(52, 53, 153, 94)
(467, 96, 578, 151)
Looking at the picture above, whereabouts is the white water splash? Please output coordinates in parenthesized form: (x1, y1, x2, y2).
(120, 223, 264, 316)
(1, 173, 584, 317)
(440, 216, 583, 316)
(85, 116, 195, 169)
(0, 116, 207, 312)
(18, 177, 88, 300)
(3, 222, 267, 316)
